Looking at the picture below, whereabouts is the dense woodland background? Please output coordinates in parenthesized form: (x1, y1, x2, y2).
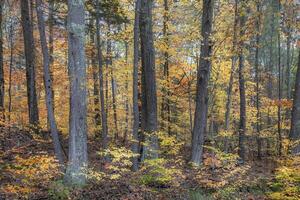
(0, 0, 300, 199)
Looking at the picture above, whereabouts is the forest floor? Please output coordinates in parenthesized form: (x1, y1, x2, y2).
(0, 126, 298, 200)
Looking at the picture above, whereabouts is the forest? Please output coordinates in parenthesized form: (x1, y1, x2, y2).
(0, 0, 299, 199)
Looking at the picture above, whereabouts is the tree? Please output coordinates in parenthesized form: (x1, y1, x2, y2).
(131, 0, 141, 171)
(20, 0, 39, 126)
(191, 0, 214, 166)
(0, 0, 4, 119)
(161, 0, 171, 135)
(139, 0, 159, 160)
(96, 0, 109, 152)
(35, 0, 64, 166)
(237, 0, 247, 162)
(65, 0, 88, 185)
(289, 51, 300, 154)
(254, 1, 262, 159)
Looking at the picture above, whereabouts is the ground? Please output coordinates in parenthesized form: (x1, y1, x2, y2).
(0, 126, 297, 200)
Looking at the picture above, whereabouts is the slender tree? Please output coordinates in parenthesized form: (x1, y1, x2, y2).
(96, 0, 109, 152)
(0, 0, 4, 120)
(224, 0, 238, 131)
(90, 19, 101, 136)
(237, 0, 247, 162)
(161, 0, 171, 135)
(65, 0, 88, 185)
(20, 0, 39, 125)
(254, 1, 262, 159)
(191, 0, 214, 166)
(131, 0, 141, 171)
(35, 0, 64, 166)
(277, 0, 282, 156)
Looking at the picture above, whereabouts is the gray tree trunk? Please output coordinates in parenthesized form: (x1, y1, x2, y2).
(161, 0, 171, 135)
(36, 0, 64, 166)
(140, 0, 159, 160)
(96, 0, 109, 152)
(191, 0, 214, 166)
(132, 0, 141, 171)
(277, 0, 282, 156)
(20, 0, 39, 126)
(8, 23, 13, 124)
(65, 0, 88, 185)
(224, 0, 238, 131)
(254, 1, 262, 159)
(238, 0, 247, 162)
(290, 51, 300, 154)
(0, 0, 4, 119)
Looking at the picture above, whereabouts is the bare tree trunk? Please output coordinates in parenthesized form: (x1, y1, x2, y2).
(8, 23, 13, 124)
(131, 0, 141, 171)
(277, 0, 282, 156)
(65, 0, 88, 185)
(140, 0, 159, 160)
(90, 20, 101, 136)
(124, 40, 129, 145)
(0, 1, 4, 121)
(224, 0, 238, 131)
(20, 0, 39, 126)
(35, 0, 64, 166)
(96, 0, 108, 151)
(290, 51, 300, 154)
(238, 0, 247, 162)
(255, 1, 262, 159)
(161, 0, 171, 135)
(191, 0, 214, 166)
(48, 0, 55, 111)
(106, 36, 119, 141)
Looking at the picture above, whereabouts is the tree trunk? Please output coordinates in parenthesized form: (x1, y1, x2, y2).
(191, 0, 214, 166)
(255, 1, 262, 159)
(106, 35, 119, 141)
(48, 0, 55, 111)
(65, 0, 88, 185)
(0, 0, 4, 120)
(140, 0, 159, 160)
(124, 40, 129, 145)
(8, 23, 13, 124)
(20, 0, 39, 126)
(224, 0, 238, 131)
(90, 20, 101, 136)
(277, 0, 282, 156)
(290, 51, 300, 154)
(161, 0, 171, 135)
(96, 0, 108, 152)
(35, 0, 64, 166)
(238, 0, 247, 162)
(132, 0, 141, 171)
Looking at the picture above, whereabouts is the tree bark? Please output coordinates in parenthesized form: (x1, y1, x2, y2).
(35, 0, 64, 166)
(96, 0, 109, 152)
(290, 51, 300, 154)
(277, 0, 282, 156)
(0, 0, 4, 120)
(90, 20, 101, 136)
(132, 0, 141, 171)
(224, 0, 238, 131)
(238, 0, 247, 162)
(20, 0, 39, 126)
(254, 1, 262, 159)
(65, 0, 88, 185)
(161, 0, 171, 135)
(191, 0, 214, 166)
(140, 0, 159, 160)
